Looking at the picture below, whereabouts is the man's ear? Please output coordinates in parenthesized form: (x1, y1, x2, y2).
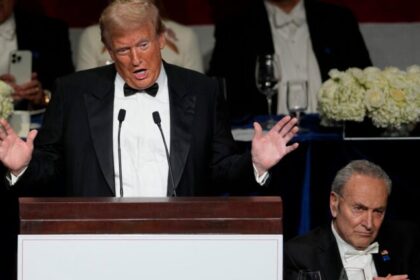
(158, 32, 166, 49)
(330, 192, 339, 218)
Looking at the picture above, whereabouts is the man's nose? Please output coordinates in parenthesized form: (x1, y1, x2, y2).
(130, 49, 141, 65)
(362, 211, 373, 230)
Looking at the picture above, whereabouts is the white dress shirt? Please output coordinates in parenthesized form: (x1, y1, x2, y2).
(332, 223, 378, 280)
(0, 14, 18, 75)
(112, 65, 170, 197)
(264, 0, 322, 114)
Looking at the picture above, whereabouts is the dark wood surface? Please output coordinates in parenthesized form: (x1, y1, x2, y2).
(19, 196, 282, 234)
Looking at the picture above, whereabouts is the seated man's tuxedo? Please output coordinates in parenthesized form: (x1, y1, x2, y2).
(284, 221, 420, 280)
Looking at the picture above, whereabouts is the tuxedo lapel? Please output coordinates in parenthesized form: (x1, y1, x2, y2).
(84, 65, 117, 194)
(373, 248, 392, 277)
(318, 227, 345, 280)
(164, 63, 195, 196)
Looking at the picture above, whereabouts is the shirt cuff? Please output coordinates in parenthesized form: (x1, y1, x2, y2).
(253, 164, 269, 186)
(6, 167, 28, 186)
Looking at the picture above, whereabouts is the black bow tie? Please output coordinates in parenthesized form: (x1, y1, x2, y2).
(123, 83, 159, 97)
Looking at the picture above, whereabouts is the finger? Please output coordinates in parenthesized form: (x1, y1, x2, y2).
(26, 130, 38, 147)
(282, 126, 299, 143)
(253, 122, 263, 139)
(0, 119, 17, 137)
(278, 117, 298, 137)
(285, 142, 299, 155)
(270, 115, 291, 134)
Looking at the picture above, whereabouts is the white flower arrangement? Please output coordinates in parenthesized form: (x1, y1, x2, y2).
(318, 66, 420, 128)
(0, 80, 14, 120)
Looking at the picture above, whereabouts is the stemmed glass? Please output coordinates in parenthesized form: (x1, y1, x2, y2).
(255, 54, 280, 129)
(297, 270, 322, 280)
(287, 80, 308, 125)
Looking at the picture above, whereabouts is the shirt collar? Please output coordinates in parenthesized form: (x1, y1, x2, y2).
(331, 222, 379, 262)
(265, 0, 306, 28)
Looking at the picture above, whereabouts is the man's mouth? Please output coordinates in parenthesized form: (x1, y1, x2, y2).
(134, 69, 147, 79)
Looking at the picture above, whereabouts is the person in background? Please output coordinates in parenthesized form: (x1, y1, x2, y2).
(0, 0, 74, 110)
(1, 1, 74, 278)
(77, 0, 203, 73)
(208, 0, 371, 121)
(284, 160, 420, 280)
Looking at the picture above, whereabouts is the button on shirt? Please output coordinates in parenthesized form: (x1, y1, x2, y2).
(113, 66, 170, 197)
(264, 0, 321, 114)
(0, 14, 18, 75)
(332, 223, 378, 280)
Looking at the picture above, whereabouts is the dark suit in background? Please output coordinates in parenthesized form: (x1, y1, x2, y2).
(13, 62, 258, 197)
(14, 9, 74, 109)
(284, 222, 420, 280)
(208, 0, 372, 120)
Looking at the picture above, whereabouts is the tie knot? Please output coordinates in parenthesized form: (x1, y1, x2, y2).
(123, 83, 159, 97)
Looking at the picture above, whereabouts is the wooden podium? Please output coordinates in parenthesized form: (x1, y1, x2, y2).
(19, 196, 283, 280)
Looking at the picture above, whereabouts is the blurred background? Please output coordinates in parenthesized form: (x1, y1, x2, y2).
(14, 0, 420, 71)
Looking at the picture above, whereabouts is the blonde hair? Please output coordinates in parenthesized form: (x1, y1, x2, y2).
(99, 0, 164, 48)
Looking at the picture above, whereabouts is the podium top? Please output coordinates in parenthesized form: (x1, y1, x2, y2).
(19, 196, 283, 234)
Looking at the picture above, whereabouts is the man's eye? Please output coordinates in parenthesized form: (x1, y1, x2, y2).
(116, 48, 129, 55)
(374, 209, 385, 216)
(352, 206, 364, 213)
(139, 42, 149, 49)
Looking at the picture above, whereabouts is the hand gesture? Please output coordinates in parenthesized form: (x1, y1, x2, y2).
(251, 115, 299, 175)
(0, 119, 37, 175)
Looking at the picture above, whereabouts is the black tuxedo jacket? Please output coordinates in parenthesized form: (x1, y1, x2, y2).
(208, 0, 372, 120)
(284, 222, 420, 280)
(15, 62, 257, 197)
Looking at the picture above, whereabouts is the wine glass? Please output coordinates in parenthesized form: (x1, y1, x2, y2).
(287, 80, 308, 125)
(297, 270, 322, 280)
(255, 54, 280, 129)
(346, 268, 366, 280)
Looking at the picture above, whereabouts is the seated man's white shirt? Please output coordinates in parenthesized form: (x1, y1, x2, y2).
(264, 0, 321, 115)
(332, 223, 378, 280)
(113, 66, 170, 197)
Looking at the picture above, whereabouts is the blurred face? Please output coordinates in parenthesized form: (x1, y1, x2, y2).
(330, 174, 388, 250)
(0, 0, 15, 23)
(107, 21, 165, 90)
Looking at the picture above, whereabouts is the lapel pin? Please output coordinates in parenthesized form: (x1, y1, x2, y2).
(381, 249, 390, 262)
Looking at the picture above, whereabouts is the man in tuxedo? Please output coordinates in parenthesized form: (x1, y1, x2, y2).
(208, 0, 372, 120)
(0, 0, 299, 198)
(284, 160, 420, 280)
(0, 0, 74, 109)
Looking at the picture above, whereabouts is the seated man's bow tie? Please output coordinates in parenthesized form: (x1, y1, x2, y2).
(123, 83, 159, 97)
(274, 14, 305, 29)
(344, 242, 379, 261)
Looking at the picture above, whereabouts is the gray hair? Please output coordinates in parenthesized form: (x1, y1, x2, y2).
(331, 160, 392, 195)
(99, 0, 164, 48)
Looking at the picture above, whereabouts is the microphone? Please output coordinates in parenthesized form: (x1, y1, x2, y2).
(152, 111, 176, 197)
(117, 109, 126, 197)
